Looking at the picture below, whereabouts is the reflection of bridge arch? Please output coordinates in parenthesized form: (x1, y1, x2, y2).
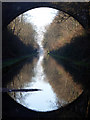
(2, 2, 89, 29)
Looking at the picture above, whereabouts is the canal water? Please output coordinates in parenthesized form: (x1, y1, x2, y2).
(5, 8, 83, 112)
(6, 54, 83, 112)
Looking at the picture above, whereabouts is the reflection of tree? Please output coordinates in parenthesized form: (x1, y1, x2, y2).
(7, 58, 37, 89)
(43, 56, 83, 103)
(7, 58, 37, 99)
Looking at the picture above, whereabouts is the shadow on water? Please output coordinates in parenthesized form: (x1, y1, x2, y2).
(2, 26, 38, 86)
(2, 57, 37, 87)
(50, 34, 90, 91)
(2, 56, 39, 119)
(48, 33, 90, 118)
(2, 27, 40, 119)
(2, 30, 90, 118)
(3, 55, 89, 119)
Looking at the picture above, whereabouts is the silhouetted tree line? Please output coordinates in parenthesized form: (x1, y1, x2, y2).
(50, 34, 90, 91)
(43, 10, 90, 91)
(3, 14, 38, 59)
(51, 34, 90, 62)
(43, 11, 89, 62)
(43, 11, 82, 51)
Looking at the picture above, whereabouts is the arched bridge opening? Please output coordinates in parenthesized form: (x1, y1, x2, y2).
(2, 2, 89, 119)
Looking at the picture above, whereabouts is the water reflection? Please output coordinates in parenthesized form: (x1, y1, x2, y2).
(43, 56, 83, 103)
(7, 54, 83, 112)
(7, 43, 67, 112)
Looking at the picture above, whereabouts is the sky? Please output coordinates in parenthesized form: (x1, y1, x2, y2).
(22, 7, 58, 30)
(20, 7, 59, 46)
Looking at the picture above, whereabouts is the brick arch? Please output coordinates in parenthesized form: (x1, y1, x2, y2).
(2, 2, 89, 29)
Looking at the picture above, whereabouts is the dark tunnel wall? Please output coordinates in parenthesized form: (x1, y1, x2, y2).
(2, 2, 89, 30)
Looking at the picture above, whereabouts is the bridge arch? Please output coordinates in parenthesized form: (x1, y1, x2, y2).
(2, 2, 89, 30)
(2, 2, 90, 118)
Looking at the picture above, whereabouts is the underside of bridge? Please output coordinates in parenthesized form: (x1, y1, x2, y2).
(2, 2, 89, 29)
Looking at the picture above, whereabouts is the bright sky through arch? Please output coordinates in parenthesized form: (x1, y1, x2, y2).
(22, 7, 59, 50)
(23, 7, 59, 29)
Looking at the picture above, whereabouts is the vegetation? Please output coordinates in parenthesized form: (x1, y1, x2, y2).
(8, 14, 38, 48)
(44, 11, 84, 51)
(43, 11, 90, 115)
(3, 14, 38, 60)
(43, 10, 90, 92)
(43, 11, 90, 65)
